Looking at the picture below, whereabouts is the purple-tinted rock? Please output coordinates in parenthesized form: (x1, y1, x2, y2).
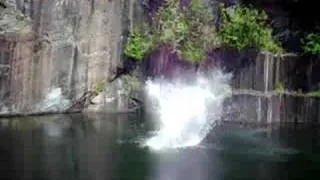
(144, 0, 166, 20)
(142, 46, 259, 80)
(201, 49, 241, 72)
(142, 44, 197, 80)
(144, 0, 193, 20)
(220, 0, 238, 7)
(179, 0, 191, 9)
(204, 48, 258, 72)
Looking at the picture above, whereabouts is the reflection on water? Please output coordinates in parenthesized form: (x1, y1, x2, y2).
(0, 114, 319, 180)
(0, 113, 144, 180)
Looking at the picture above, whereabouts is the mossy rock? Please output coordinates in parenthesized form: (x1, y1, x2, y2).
(0, 7, 31, 36)
(121, 74, 141, 95)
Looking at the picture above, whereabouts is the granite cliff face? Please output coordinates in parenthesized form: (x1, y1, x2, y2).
(0, 0, 143, 114)
(1, 0, 319, 126)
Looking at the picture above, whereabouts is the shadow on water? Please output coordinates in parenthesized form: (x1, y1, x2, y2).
(0, 113, 320, 180)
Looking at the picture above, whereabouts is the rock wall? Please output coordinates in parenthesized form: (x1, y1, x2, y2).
(0, 0, 143, 114)
(229, 52, 320, 92)
(223, 91, 320, 125)
(140, 44, 320, 125)
(1, 0, 318, 123)
(222, 52, 320, 125)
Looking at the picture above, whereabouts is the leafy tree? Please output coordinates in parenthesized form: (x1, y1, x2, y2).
(219, 3, 282, 53)
(301, 33, 320, 55)
(124, 0, 220, 63)
(124, 0, 283, 62)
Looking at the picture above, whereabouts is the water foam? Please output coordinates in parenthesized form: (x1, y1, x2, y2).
(144, 70, 232, 150)
(39, 88, 71, 111)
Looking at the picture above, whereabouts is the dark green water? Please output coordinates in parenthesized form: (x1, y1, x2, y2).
(0, 113, 319, 180)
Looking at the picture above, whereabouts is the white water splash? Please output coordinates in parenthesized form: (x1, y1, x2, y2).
(144, 70, 232, 150)
(39, 88, 71, 111)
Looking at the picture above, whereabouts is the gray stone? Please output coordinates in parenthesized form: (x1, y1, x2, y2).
(222, 90, 320, 125)
(0, 0, 142, 114)
(86, 73, 142, 113)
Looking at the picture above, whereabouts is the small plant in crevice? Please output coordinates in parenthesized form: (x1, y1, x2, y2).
(301, 33, 320, 55)
(275, 81, 285, 93)
(219, 3, 282, 53)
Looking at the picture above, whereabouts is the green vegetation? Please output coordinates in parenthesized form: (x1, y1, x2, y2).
(275, 81, 285, 93)
(273, 83, 320, 98)
(301, 33, 320, 55)
(124, 0, 220, 63)
(219, 4, 282, 53)
(307, 90, 320, 97)
(124, 0, 283, 63)
(155, 0, 190, 50)
(124, 25, 156, 60)
(179, 40, 206, 63)
(178, 0, 220, 62)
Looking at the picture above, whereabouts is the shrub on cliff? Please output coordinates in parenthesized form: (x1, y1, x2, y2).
(124, 0, 283, 63)
(124, 25, 156, 60)
(219, 4, 282, 53)
(124, 0, 220, 63)
(301, 33, 320, 55)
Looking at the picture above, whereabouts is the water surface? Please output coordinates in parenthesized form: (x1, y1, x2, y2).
(0, 113, 319, 180)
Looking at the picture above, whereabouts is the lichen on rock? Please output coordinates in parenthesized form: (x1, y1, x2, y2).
(0, 4, 31, 36)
